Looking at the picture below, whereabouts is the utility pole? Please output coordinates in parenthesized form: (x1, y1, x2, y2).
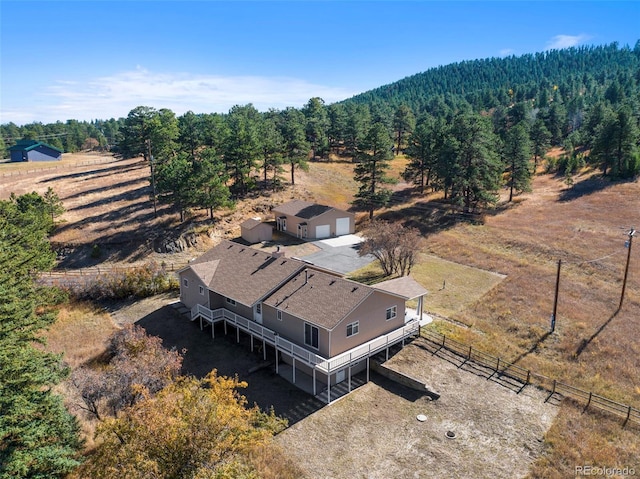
(551, 259, 561, 333)
(619, 228, 635, 310)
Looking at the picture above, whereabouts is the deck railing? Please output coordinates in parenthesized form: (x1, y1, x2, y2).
(190, 304, 418, 372)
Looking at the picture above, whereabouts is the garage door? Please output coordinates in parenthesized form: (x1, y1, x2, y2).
(315, 224, 330, 239)
(336, 217, 351, 236)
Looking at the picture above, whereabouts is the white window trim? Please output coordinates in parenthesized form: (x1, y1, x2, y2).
(183, 278, 189, 287)
(386, 306, 397, 321)
(346, 321, 359, 337)
(199, 285, 205, 296)
(226, 297, 236, 306)
(276, 309, 282, 321)
(304, 323, 319, 350)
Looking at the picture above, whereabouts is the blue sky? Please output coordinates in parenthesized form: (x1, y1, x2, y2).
(1, 1, 639, 125)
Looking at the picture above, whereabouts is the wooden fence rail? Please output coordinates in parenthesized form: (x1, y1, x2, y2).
(1, 156, 118, 177)
(419, 328, 639, 427)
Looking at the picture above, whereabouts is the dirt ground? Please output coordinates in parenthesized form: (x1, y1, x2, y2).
(277, 340, 557, 479)
(103, 294, 558, 478)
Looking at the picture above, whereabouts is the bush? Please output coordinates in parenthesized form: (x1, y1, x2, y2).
(74, 261, 179, 300)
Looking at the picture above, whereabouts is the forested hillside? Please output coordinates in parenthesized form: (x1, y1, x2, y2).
(2, 41, 639, 218)
(343, 42, 640, 115)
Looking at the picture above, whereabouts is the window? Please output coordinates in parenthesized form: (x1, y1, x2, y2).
(226, 297, 236, 306)
(304, 323, 319, 349)
(183, 278, 189, 287)
(256, 303, 261, 314)
(346, 321, 359, 337)
(386, 306, 397, 321)
(277, 310, 283, 321)
(199, 286, 204, 296)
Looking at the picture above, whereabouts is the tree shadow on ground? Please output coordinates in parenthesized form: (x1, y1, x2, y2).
(42, 160, 145, 183)
(376, 200, 483, 237)
(558, 175, 627, 202)
(135, 305, 324, 425)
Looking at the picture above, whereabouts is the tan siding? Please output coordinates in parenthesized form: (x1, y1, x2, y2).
(307, 209, 354, 237)
(329, 291, 405, 357)
(179, 269, 209, 309)
(273, 207, 354, 239)
(241, 223, 273, 244)
(262, 304, 330, 357)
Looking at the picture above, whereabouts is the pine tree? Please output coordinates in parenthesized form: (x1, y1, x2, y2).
(353, 123, 395, 219)
(504, 122, 533, 201)
(0, 198, 82, 479)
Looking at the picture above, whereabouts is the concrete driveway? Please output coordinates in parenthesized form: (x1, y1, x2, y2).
(297, 234, 375, 274)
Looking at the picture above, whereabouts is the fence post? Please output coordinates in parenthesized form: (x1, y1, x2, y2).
(623, 405, 632, 428)
(545, 380, 556, 403)
(585, 392, 592, 411)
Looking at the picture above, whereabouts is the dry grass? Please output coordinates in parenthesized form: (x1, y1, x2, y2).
(43, 301, 119, 369)
(527, 402, 640, 478)
(349, 253, 505, 318)
(16, 150, 640, 475)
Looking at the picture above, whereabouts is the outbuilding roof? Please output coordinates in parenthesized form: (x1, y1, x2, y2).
(263, 268, 373, 330)
(9, 139, 64, 153)
(240, 218, 265, 230)
(272, 200, 334, 219)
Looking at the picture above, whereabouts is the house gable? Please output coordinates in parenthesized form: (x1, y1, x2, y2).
(181, 240, 304, 307)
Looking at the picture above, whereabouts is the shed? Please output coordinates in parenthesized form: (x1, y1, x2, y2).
(240, 218, 273, 244)
(9, 139, 63, 162)
(272, 200, 355, 240)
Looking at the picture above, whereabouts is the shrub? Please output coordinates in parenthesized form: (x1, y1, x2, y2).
(73, 261, 179, 300)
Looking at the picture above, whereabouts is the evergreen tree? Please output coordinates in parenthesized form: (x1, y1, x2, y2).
(447, 113, 503, 211)
(0, 197, 82, 479)
(259, 113, 285, 190)
(504, 122, 533, 201)
(402, 116, 445, 194)
(353, 123, 395, 219)
(530, 118, 552, 168)
(303, 97, 330, 160)
(155, 154, 194, 222)
(224, 104, 262, 196)
(392, 105, 416, 155)
(280, 107, 309, 186)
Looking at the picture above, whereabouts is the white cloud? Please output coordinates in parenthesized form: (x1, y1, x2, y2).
(2, 67, 357, 124)
(545, 34, 591, 50)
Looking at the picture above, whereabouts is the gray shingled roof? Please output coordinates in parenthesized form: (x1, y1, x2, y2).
(272, 200, 333, 219)
(240, 218, 263, 230)
(372, 276, 428, 300)
(263, 269, 373, 330)
(189, 240, 304, 306)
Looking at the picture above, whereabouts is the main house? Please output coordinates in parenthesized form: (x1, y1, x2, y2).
(272, 199, 355, 240)
(9, 139, 63, 162)
(179, 240, 427, 402)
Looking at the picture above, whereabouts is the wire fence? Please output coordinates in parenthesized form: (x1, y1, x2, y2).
(418, 328, 640, 428)
(39, 262, 188, 288)
(0, 156, 119, 178)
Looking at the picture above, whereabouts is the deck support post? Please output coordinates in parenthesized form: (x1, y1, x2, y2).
(263, 339, 266, 361)
(313, 368, 317, 395)
(293, 358, 296, 384)
(250, 335, 254, 352)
